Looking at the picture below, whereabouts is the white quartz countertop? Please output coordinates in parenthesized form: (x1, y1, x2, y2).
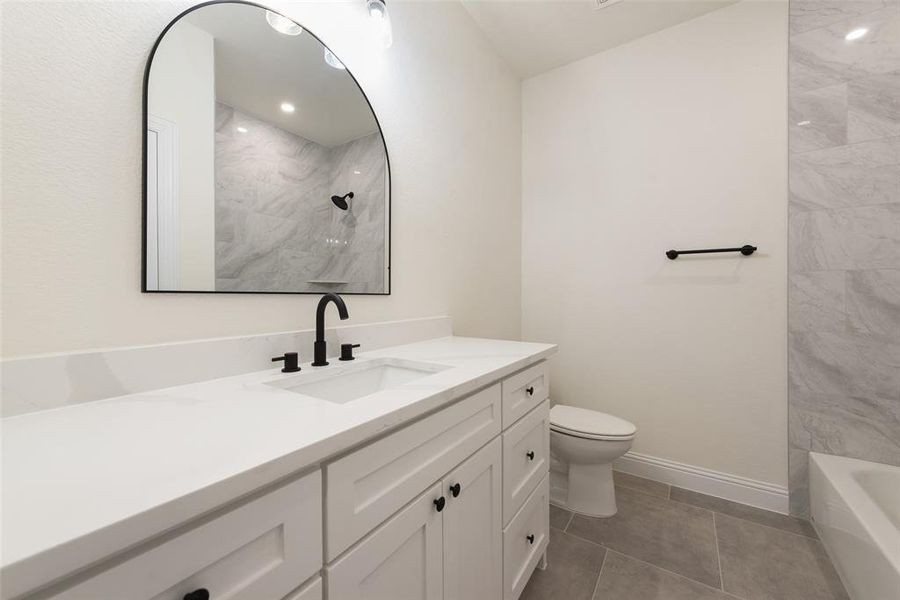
(1, 336, 556, 596)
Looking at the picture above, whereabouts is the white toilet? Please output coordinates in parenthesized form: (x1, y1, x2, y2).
(549, 404, 637, 517)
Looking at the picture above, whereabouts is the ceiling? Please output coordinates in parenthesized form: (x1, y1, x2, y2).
(185, 3, 378, 147)
(460, 0, 738, 79)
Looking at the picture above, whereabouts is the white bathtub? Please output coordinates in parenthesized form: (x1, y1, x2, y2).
(809, 453, 900, 600)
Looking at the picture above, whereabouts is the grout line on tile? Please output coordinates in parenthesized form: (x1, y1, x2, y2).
(614, 482, 668, 501)
(560, 527, 608, 552)
(612, 472, 673, 501)
(707, 510, 822, 542)
(563, 510, 574, 532)
(564, 525, 743, 596)
(789, 5, 895, 41)
(605, 549, 744, 599)
(663, 491, 819, 540)
(713, 512, 725, 591)
(590, 548, 608, 600)
(789, 133, 900, 158)
(788, 263, 900, 274)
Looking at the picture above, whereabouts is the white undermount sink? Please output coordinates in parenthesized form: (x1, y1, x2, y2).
(266, 357, 450, 404)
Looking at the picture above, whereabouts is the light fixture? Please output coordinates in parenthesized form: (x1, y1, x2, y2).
(324, 48, 346, 70)
(236, 126, 248, 133)
(280, 102, 295, 113)
(366, 0, 393, 48)
(265, 10, 303, 36)
(845, 27, 868, 41)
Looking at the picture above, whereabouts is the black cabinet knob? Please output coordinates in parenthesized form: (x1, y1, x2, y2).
(434, 496, 446, 512)
(183, 589, 210, 600)
(526, 451, 535, 461)
(449, 483, 461, 497)
(525, 386, 534, 396)
(526, 534, 535, 545)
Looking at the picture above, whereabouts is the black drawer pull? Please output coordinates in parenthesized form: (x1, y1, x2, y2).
(525, 386, 535, 396)
(526, 451, 535, 461)
(184, 590, 210, 600)
(434, 496, 446, 512)
(449, 483, 461, 497)
(526, 534, 535, 544)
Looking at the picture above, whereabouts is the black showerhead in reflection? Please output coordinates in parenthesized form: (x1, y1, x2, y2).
(331, 192, 354, 210)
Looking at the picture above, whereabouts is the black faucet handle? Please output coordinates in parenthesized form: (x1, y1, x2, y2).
(272, 352, 301, 373)
(339, 343, 361, 361)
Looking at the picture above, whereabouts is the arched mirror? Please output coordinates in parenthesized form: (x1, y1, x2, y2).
(143, 1, 390, 294)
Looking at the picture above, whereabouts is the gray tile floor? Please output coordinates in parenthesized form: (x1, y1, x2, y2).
(522, 472, 849, 600)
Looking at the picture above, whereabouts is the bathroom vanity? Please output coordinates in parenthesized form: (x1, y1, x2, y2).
(0, 6, 557, 596)
(1, 337, 555, 600)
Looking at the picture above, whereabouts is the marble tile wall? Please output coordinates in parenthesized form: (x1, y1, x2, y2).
(788, 0, 900, 515)
(214, 103, 387, 293)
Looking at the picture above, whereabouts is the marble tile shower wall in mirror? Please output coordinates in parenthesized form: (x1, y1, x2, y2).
(144, 1, 390, 294)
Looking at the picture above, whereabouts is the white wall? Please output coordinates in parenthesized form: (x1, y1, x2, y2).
(1, 1, 522, 357)
(147, 20, 216, 290)
(522, 1, 788, 486)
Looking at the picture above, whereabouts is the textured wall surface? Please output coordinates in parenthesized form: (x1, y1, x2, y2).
(1, 1, 522, 357)
(787, 0, 900, 515)
(214, 104, 386, 293)
(523, 1, 790, 488)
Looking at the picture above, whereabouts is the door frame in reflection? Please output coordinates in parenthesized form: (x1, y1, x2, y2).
(146, 114, 180, 290)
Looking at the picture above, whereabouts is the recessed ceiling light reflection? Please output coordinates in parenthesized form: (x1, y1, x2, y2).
(280, 102, 296, 113)
(236, 126, 248, 133)
(845, 28, 868, 41)
(265, 10, 303, 36)
(324, 48, 346, 70)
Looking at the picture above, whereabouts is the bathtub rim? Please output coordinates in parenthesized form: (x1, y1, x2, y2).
(809, 452, 900, 576)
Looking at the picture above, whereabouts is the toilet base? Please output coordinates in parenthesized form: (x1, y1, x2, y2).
(565, 462, 618, 518)
(550, 428, 633, 518)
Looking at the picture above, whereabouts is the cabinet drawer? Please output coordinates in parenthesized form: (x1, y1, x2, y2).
(326, 384, 501, 560)
(283, 576, 322, 600)
(49, 471, 322, 600)
(501, 362, 549, 428)
(502, 400, 550, 526)
(502, 474, 549, 600)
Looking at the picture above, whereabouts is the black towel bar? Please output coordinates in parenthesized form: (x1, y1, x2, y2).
(666, 245, 757, 260)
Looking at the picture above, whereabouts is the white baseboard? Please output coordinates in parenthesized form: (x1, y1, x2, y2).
(614, 451, 790, 515)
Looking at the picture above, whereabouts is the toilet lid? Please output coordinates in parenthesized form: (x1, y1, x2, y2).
(550, 404, 636, 438)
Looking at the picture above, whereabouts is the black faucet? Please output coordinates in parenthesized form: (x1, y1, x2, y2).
(312, 293, 349, 367)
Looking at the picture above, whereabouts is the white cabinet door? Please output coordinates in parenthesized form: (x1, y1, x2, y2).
(327, 384, 501, 559)
(327, 483, 444, 600)
(442, 438, 502, 600)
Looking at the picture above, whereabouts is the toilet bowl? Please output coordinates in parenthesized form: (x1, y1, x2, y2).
(549, 404, 636, 517)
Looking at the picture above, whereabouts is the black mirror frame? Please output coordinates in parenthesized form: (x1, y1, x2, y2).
(141, 0, 392, 295)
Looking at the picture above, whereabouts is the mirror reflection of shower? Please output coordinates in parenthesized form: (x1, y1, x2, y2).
(331, 191, 357, 227)
(331, 192, 354, 211)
